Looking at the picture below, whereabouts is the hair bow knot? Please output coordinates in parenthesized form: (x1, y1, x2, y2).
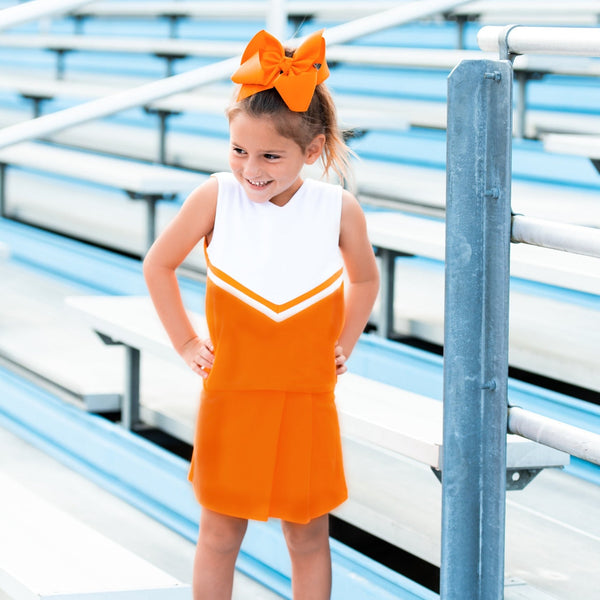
(231, 29, 330, 112)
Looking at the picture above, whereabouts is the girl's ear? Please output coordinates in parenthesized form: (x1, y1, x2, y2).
(304, 134, 326, 164)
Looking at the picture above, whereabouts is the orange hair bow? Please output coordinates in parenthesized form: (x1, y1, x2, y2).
(231, 29, 330, 112)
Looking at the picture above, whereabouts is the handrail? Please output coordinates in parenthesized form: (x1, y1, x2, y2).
(0, 0, 470, 151)
(0, 0, 95, 32)
(479, 26, 600, 259)
(508, 406, 600, 466)
(511, 215, 600, 259)
(266, 0, 287, 40)
(478, 24, 600, 56)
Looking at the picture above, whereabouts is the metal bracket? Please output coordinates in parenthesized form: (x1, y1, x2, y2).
(431, 467, 544, 491)
(506, 468, 543, 490)
(498, 24, 521, 62)
(431, 467, 442, 483)
(95, 330, 121, 346)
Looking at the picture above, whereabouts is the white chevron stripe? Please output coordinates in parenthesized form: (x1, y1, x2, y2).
(206, 267, 344, 322)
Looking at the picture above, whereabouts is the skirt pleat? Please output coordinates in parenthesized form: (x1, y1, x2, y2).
(188, 388, 347, 524)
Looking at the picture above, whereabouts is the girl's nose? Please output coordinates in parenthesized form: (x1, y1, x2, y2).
(244, 156, 262, 177)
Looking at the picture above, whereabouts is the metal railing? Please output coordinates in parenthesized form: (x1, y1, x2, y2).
(511, 214, 600, 258)
(0, 0, 470, 151)
(442, 24, 600, 600)
(0, 0, 95, 32)
(478, 24, 600, 57)
(480, 25, 600, 137)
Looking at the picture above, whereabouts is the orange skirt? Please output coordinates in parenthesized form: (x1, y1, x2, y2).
(188, 388, 348, 524)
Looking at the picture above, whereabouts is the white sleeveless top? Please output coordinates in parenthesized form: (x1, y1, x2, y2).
(206, 172, 344, 322)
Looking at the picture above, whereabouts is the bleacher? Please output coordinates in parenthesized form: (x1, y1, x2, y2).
(1, 2, 599, 599)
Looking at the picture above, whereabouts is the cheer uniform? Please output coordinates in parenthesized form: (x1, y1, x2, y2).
(188, 172, 347, 524)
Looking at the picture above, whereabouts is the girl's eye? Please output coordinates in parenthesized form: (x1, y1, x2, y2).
(264, 154, 280, 160)
(233, 147, 246, 155)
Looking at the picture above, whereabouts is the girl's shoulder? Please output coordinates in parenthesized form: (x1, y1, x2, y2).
(340, 188, 366, 230)
(211, 171, 236, 186)
(304, 176, 343, 194)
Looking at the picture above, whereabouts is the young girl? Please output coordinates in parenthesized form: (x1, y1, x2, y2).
(143, 29, 379, 600)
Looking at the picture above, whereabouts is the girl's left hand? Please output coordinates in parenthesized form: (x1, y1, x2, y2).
(180, 337, 214, 379)
(335, 345, 347, 375)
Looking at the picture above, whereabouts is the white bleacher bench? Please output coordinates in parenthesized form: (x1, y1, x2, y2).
(0, 73, 136, 118)
(69, 1, 402, 22)
(0, 141, 205, 251)
(0, 34, 244, 77)
(65, 294, 569, 491)
(0, 472, 190, 600)
(6, 68, 600, 139)
(543, 132, 600, 174)
(0, 70, 409, 161)
(366, 210, 600, 333)
(0, 73, 408, 155)
(449, 0, 600, 26)
(4, 34, 599, 76)
(2, 34, 598, 136)
(357, 158, 600, 227)
(365, 210, 600, 391)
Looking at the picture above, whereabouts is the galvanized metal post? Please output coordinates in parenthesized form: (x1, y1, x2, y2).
(442, 59, 513, 599)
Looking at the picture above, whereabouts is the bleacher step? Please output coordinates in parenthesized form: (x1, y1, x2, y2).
(0, 425, 279, 600)
(0, 470, 191, 599)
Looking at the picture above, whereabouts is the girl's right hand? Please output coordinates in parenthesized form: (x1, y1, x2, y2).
(180, 337, 214, 379)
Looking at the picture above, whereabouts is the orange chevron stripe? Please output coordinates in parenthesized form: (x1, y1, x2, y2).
(205, 245, 343, 315)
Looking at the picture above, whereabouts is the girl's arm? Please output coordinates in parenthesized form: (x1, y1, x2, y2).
(143, 176, 218, 377)
(337, 190, 380, 373)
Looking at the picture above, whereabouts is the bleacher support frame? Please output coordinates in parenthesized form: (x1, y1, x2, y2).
(442, 25, 600, 600)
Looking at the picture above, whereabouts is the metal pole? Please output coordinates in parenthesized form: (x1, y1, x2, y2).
(442, 58, 513, 600)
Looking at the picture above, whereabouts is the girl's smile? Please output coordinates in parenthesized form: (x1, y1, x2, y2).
(228, 112, 323, 207)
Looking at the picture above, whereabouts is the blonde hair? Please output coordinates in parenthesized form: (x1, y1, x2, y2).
(226, 69, 352, 185)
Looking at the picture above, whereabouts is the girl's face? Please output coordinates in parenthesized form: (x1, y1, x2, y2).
(228, 112, 324, 207)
